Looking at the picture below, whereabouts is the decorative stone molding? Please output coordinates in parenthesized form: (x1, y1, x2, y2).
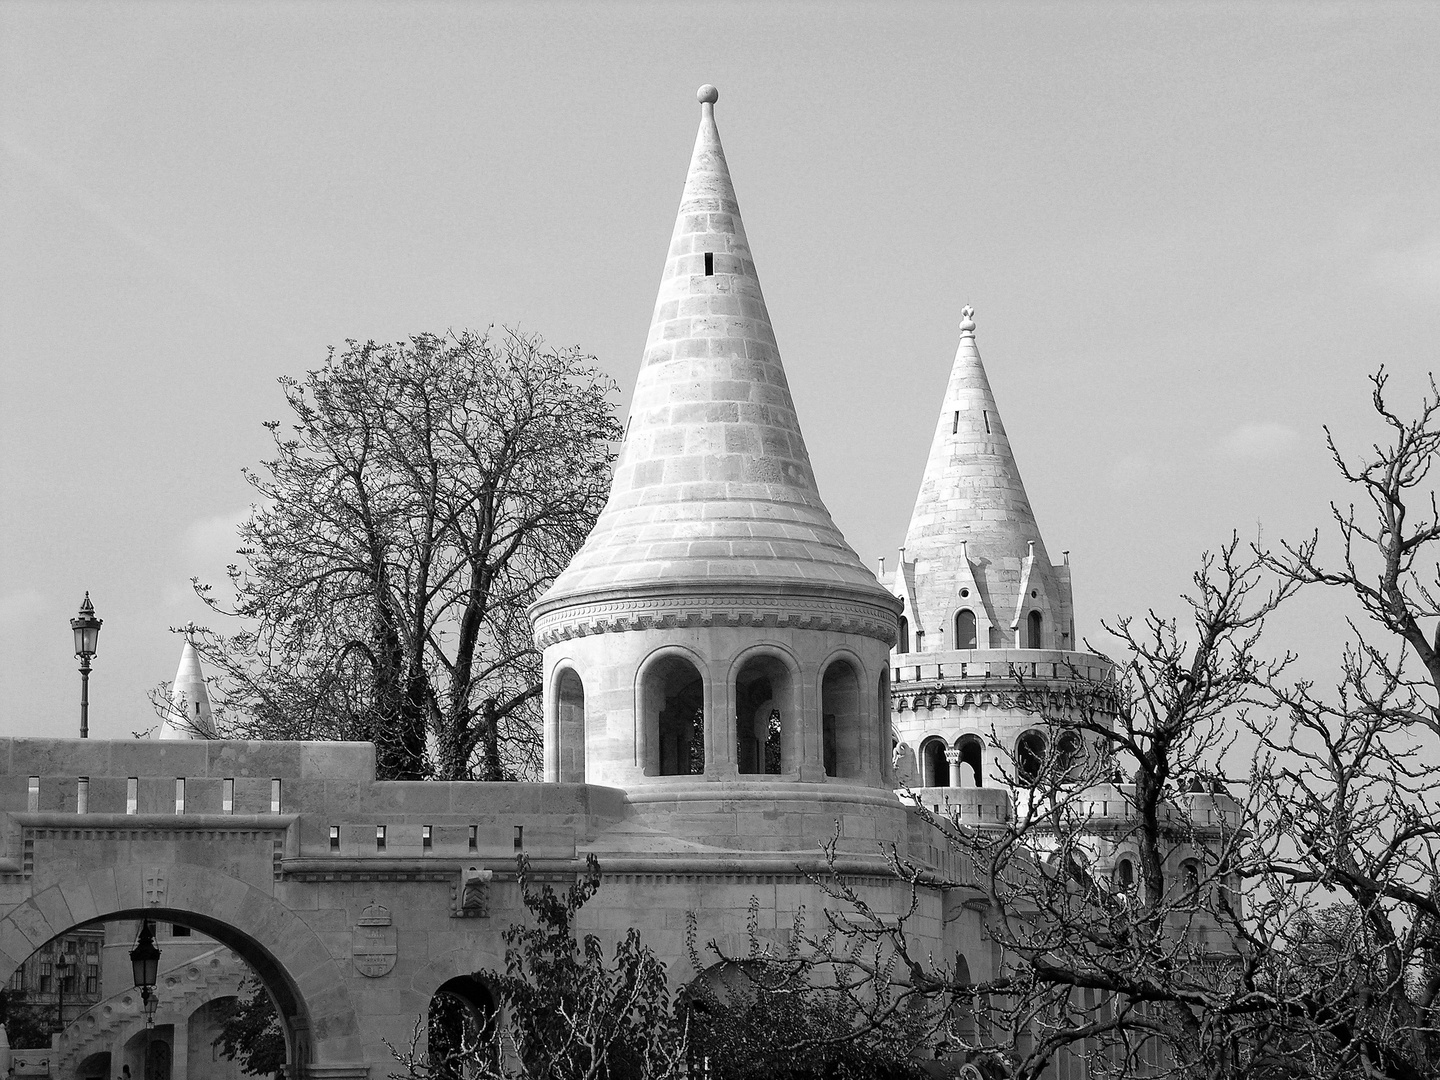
(534, 592, 898, 648)
(894, 682, 1121, 716)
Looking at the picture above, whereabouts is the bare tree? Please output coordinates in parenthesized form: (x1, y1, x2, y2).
(1249, 368, 1440, 1079)
(190, 328, 621, 780)
(809, 368, 1440, 1080)
(794, 539, 1303, 1079)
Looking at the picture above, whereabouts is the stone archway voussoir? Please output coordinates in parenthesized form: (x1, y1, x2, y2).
(32, 883, 76, 935)
(85, 866, 120, 913)
(160, 865, 255, 924)
(59, 876, 102, 926)
(406, 944, 507, 1000)
(5, 897, 59, 953)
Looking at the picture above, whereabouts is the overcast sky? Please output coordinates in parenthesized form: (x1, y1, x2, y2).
(2, 2, 1437, 740)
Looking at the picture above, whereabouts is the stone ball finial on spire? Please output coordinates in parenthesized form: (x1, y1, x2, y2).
(697, 84, 719, 105)
(960, 305, 976, 333)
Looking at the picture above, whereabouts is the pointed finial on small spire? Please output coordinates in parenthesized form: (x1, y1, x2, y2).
(698, 84, 719, 105)
(959, 306, 976, 334)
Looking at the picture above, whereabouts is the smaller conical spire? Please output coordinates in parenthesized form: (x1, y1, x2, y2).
(160, 631, 216, 740)
(901, 308, 1072, 652)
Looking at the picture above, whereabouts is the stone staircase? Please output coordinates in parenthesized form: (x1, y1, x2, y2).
(59, 944, 250, 1075)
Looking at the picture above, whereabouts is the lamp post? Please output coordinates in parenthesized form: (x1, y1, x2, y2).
(70, 593, 102, 739)
(130, 920, 160, 1080)
(55, 942, 76, 1037)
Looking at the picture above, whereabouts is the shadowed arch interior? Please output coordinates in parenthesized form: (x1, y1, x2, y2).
(642, 654, 705, 776)
(735, 653, 795, 775)
(955, 734, 983, 787)
(921, 736, 950, 788)
(821, 659, 862, 779)
(99, 910, 306, 1069)
(554, 667, 586, 783)
(428, 974, 498, 1068)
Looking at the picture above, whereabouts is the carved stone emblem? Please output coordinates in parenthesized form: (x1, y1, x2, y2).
(352, 901, 396, 978)
(454, 866, 492, 918)
(143, 868, 167, 907)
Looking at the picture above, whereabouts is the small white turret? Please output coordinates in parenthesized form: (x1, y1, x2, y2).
(160, 636, 216, 740)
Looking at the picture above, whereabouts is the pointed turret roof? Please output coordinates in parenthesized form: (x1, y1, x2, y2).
(160, 636, 216, 740)
(902, 308, 1070, 649)
(535, 86, 894, 617)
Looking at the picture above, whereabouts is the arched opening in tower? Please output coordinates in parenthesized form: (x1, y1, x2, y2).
(952, 952, 977, 1041)
(955, 608, 977, 650)
(553, 668, 586, 783)
(955, 734, 983, 787)
(428, 974, 498, 1073)
(921, 737, 950, 788)
(1015, 729, 1048, 786)
(1055, 729, 1083, 779)
(897, 616, 910, 655)
(644, 656, 705, 776)
(1027, 609, 1043, 649)
(820, 660, 861, 779)
(877, 669, 892, 784)
(735, 654, 792, 775)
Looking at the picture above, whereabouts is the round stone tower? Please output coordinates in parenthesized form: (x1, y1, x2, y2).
(885, 308, 1117, 820)
(530, 87, 904, 853)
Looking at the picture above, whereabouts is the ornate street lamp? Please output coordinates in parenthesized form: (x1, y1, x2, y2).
(130, 919, 160, 1000)
(70, 593, 102, 739)
(132, 920, 161, 1080)
(55, 943, 75, 1035)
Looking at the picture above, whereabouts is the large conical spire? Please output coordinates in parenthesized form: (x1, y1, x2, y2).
(900, 308, 1073, 651)
(536, 86, 892, 616)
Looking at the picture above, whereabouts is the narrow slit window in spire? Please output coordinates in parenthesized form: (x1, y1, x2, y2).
(952, 411, 959, 434)
(983, 411, 991, 434)
(704, 252, 714, 276)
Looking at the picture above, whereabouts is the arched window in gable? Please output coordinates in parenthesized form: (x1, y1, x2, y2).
(897, 616, 910, 655)
(955, 609, 977, 650)
(1027, 609, 1043, 649)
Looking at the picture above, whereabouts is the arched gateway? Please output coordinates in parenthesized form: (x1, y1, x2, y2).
(0, 863, 350, 1070)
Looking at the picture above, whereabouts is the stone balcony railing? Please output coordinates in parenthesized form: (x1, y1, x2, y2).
(890, 648, 1117, 688)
